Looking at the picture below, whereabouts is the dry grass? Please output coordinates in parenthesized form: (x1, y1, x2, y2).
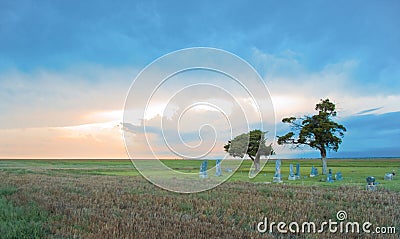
(1, 171, 399, 238)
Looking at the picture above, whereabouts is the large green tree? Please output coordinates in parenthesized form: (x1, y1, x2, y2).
(277, 99, 346, 174)
(224, 129, 273, 172)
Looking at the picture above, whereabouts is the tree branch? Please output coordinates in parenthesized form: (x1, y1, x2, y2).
(248, 154, 255, 161)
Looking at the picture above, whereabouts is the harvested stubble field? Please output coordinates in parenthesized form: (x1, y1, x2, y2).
(1, 160, 399, 239)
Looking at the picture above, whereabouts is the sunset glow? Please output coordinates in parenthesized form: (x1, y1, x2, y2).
(1, 1, 399, 159)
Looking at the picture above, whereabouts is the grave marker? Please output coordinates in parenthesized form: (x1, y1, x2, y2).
(295, 163, 300, 179)
(335, 172, 343, 181)
(310, 166, 318, 177)
(199, 160, 208, 179)
(288, 164, 296, 180)
(384, 173, 393, 180)
(215, 159, 222, 177)
(326, 168, 334, 182)
(273, 160, 283, 183)
(224, 168, 233, 173)
(366, 176, 378, 191)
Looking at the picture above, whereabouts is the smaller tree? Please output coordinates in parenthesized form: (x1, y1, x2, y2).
(224, 129, 273, 172)
(277, 99, 346, 174)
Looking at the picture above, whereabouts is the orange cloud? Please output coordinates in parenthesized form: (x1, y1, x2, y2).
(0, 123, 128, 159)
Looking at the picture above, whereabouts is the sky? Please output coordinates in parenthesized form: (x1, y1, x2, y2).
(0, 0, 399, 159)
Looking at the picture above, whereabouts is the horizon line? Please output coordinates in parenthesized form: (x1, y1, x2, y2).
(1, 157, 400, 160)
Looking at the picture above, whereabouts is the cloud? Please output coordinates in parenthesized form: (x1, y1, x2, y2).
(123, 108, 244, 159)
(0, 65, 141, 158)
(2, 49, 399, 159)
(356, 107, 383, 115)
(0, 122, 127, 159)
(336, 111, 400, 157)
(250, 48, 400, 158)
(0, 65, 137, 129)
(250, 48, 400, 121)
(274, 111, 400, 159)
(1, 1, 399, 159)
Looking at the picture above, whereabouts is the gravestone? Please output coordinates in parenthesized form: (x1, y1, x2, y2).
(384, 173, 393, 180)
(224, 168, 233, 173)
(310, 166, 315, 177)
(295, 163, 301, 179)
(335, 172, 343, 181)
(215, 159, 222, 177)
(366, 176, 378, 191)
(310, 166, 318, 177)
(273, 160, 283, 183)
(288, 164, 296, 180)
(326, 168, 334, 182)
(199, 160, 208, 179)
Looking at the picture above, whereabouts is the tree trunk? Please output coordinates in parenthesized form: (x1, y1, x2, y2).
(249, 150, 261, 173)
(254, 150, 261, 172)
(322, 157, 327, 175)
(320, 148, 327, 175)
(254, 156, 260, 172)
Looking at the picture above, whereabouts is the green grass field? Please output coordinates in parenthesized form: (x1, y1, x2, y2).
(1, 158, 399, 190)
(1, 158, 399, 238)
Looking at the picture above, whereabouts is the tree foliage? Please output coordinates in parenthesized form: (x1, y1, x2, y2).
(224, 129, 273, 172)
(277, 99, 346, 174)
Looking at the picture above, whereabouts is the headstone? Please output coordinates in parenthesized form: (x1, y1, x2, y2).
(199, 160, 208, 179)
(310, 166, 318, 177)
(295, 163, 300, 179)
(215, 159, 222, 177)
(366, 176, 375, 184)
(224, 168, 233, 173)
(288, 164, 296, 180)
(366, 176, 377, 191)
(273, 160, 283, 183)
(335, 172, 343, 181)
(384, 173, 393, 180)
(326, 168, 334, 182)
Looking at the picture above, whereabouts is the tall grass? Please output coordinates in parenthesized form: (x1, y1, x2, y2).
(1, 171, 399, 238)
(0, 185, 49, 239)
